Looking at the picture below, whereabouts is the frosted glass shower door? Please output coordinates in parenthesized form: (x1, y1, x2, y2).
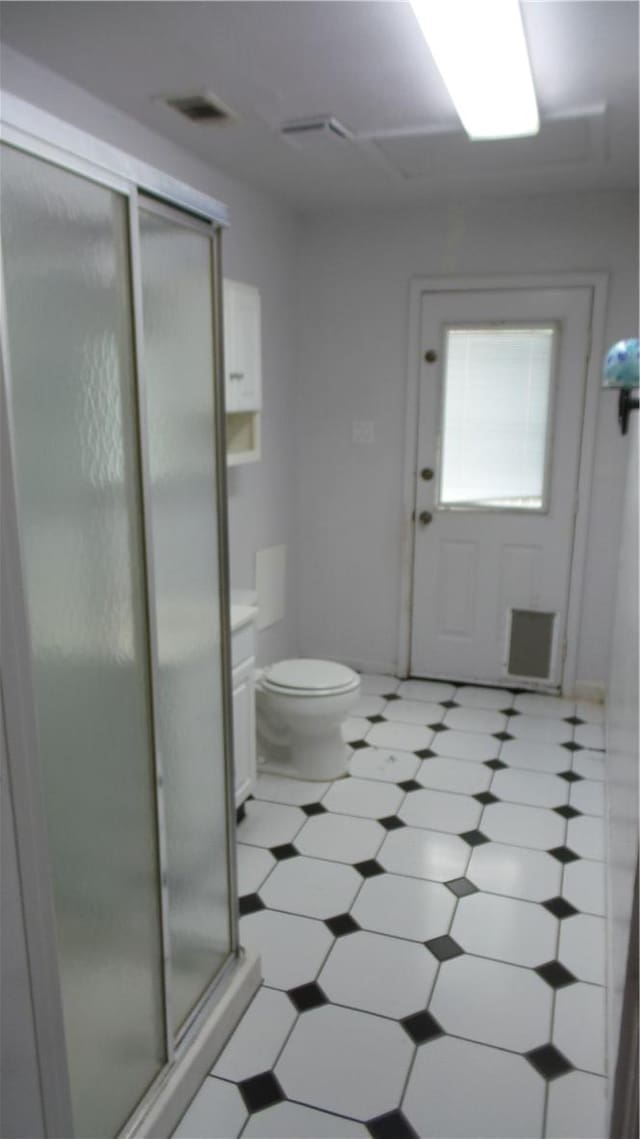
(1, 145, 165, 1135)
(138, 201, 233, 1035)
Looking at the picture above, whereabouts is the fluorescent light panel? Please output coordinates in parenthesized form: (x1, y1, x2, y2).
(410, 0, 539, 139)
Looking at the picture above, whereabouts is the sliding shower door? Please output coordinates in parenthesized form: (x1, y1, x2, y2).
(137, 199, 233, 1036)
(1, 146, 166, 1135)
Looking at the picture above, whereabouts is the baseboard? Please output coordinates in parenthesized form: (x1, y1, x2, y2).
(341, 658, 404, 678)
(568, 682, 606, 704)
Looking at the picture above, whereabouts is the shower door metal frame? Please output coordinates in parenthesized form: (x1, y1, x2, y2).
(0, 94, 243, 1138)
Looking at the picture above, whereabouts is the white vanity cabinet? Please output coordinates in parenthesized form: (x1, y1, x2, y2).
(230, 604, 258, 807)
(223, 278, 262, 466)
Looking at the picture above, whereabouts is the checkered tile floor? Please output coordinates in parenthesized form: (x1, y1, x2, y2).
(174, 676, 608, 1139)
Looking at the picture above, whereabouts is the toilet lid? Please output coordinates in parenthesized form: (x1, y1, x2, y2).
(262, 658, 358, 693)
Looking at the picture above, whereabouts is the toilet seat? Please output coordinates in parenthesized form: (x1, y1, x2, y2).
(261, 658, 359, 697)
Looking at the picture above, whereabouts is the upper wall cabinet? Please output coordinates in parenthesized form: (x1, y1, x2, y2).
(223, 278, 262, 465)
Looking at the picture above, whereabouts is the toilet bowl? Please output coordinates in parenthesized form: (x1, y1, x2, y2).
(256, 658, 361, 781)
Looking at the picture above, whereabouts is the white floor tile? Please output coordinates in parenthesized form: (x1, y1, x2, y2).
(213, 987, 296, 1081)
(416, 755, 491, 795)
(553, 983, 606, 1074)
(545, 1070, 607, 1138)
(562, 859, 606, 916)
(570, 779, 605, 816)
(342, 717, 371, 743)
(468, 842, 561, 902)
(358, 673, 400, 695)
(378, 827, 469, 882)
(240, 910, 333, 990)
(382, 698, 444, 725)
(399, 788, 481, 834)
(352, 874, 455, 941)
(575, 723, 605, 751)
(260, 856, 361, 919)
(454, 685, 513, 711)
(275, 1005, 412, 1121)
(295, 812, 384, 863)
(252, 774, 330, 806)
(398, 678, 456, 702)
(322, 776, 403, 819)
(243, 1102, 368, 1138)
(559, 914, 606, 984)
(318, 929, 437, 1018)
(350, 694, 387, 718)
(430, 729, 500, 761)
(491, 767, 568, 808)
(508, 715, 573, 745)
(451, 891, 557, 966)
(576, 701, 605, 725)
(237, 844, 275, 896)
(429, 954, 552, 1051)
(482, 802, 565, 850)
(348, 746, 419, 783)
(573, 750, 606, 781)
(403, 1035, 546, 1139)
(444, 706, 507, 735)
(238, 800, 305, 848)
(366, 720, 434, 753)
(500, 739, 570, 774)
(173, 1078, 246, 1139)
(514, 693, 575, 719)
(567, 815, 605, 860)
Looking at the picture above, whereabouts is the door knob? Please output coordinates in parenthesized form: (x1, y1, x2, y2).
(418, 510, 433, 526)
(420, 467, 434, 481)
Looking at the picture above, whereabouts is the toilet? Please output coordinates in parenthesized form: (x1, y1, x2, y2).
(256, 658, 361, 781)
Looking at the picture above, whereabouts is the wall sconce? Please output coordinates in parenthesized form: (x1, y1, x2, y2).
(603, 339, 639, 436)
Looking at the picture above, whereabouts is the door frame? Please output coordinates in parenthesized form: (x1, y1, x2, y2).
(397, 272, 609, 695)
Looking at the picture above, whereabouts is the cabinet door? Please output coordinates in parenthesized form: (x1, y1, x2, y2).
(232, 658, 256, 806)
(223, 279, 261, 413)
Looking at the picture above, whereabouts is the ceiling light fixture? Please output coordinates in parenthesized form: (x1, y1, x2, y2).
(409, 0, 539, 140)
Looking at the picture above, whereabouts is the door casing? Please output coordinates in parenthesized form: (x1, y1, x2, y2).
(398, 272, 609, 696)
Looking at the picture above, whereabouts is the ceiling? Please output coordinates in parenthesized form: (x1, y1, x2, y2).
(1, 1, 638, 211)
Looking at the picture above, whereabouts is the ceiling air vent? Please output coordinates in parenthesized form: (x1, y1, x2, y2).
(281, 116, 351, 141)
(164, 92, 236, 124)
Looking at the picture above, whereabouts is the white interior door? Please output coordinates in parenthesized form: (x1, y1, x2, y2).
(410, 286, 593, 690)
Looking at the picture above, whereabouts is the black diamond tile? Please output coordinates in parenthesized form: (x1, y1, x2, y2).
(561, 741, 583, 752)
(553, 805, 582, 819)
(441, 700, 458, 709)
(401, 1009, 444, 1044)
(429, 723, 449, 732)
(493, 731, 514, 741)
(236, 802, 247, 824)
(367, 1109, 420, 1139)
(398, 779, 422, 792)
(474, 791, 499, 805)
(367, 714, 386, 723)
(425, 934, 464, 961)
(238, 1071, 286, 1112)
(239, 893, 265, 916)
(559, 769, 583, 783)
(542, 896, 579, 919)
(445, 876, 479, 897)
(350, 738, 369, 750)
(354, 859, 385, 878)
(508, 687, 527, 695)
(501, 707, 519, 716)
(270, 843, 299, 861)
(548, 845, 581, 864)
(379, 815, 406, 830)
(415, 747, 437, 759)
(383, 692, 401, 701)
(325, 912, 360, 937)
(287, 981, 329, 1012)
(301, 801, 327, 816)
(565, 716, 584, 726)
(485, 758, 507, 770)
(525, 1044, 574, 1080)
(535, 960, 578, 988)
(460, 829, 490, 847)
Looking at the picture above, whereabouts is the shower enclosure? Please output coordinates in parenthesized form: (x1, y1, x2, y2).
(1, 97, 258, 1138)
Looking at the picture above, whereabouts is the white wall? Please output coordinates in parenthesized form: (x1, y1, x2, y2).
(296, 193, 638, 686)
(0, 45, 301, 666)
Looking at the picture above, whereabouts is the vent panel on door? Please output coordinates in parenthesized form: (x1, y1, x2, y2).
(508, 610, 555, 679)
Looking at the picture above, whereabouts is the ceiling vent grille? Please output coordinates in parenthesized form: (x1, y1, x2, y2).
(164, 93, 236, 124)
(281, 116, 351, 141)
